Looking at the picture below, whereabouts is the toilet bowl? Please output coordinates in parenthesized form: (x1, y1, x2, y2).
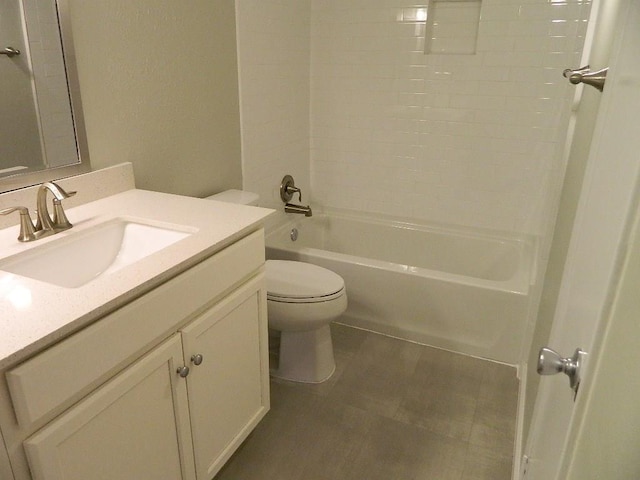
(266, 259, 347, 383)
(206, 190, 347, 383)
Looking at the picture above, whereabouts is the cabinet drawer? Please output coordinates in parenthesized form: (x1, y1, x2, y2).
(6, 230, 265, 429)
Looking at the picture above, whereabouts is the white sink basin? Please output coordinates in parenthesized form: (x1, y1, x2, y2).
(0, 219, 193, 288)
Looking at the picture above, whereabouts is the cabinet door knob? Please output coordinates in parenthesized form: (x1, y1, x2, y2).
(177, 366, 190, 378)
(191, 354, 204, 366)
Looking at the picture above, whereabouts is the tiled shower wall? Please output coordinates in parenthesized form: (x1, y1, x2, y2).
(236, 1, 591, 234)
(235, 1, 311, 212)
(310, 0, 592, 234)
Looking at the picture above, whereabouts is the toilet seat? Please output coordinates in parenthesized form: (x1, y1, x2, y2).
(266, 260, 345, 304)
(266, 259, 348, 382)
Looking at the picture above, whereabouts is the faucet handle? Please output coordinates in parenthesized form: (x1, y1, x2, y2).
(42, 181, 76, 200)
(52, 199, 73, 230)
(286, 185, 302, 202)
(280, 175, 302, 202)
(49, 182, 76, 230)
(0, 206, 37, 242)
(49, 183, 76, 230)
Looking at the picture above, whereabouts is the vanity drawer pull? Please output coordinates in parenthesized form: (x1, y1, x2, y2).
(177, 366, 190, 378)
(191, 354, 203, 366)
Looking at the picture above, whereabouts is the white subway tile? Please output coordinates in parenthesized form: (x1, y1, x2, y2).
(481, 4, 522, 21)
(239, 0, 592, 233)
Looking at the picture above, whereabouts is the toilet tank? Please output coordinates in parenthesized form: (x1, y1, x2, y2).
(206, 189, 259, 206)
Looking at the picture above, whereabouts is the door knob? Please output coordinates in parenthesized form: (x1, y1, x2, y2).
(537, 347, 587, 394)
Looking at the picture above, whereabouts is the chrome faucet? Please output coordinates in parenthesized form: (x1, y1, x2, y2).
(285, 203, 313, 217)
(280, 175, 312, 217)
(0, 181, 76, 242)
(36, 181, 76, 233)
(280, 175, 302, 203)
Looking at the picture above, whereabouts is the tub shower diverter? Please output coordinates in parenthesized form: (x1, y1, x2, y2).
(0, 219, 194, 288)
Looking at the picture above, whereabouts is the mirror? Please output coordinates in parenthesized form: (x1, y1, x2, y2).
(0, 0, 89, 193)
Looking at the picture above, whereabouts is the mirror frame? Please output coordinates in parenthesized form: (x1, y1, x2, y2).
(0, 0, 90, 193)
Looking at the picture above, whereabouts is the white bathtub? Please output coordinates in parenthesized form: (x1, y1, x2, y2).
(266, 211, 535, 364)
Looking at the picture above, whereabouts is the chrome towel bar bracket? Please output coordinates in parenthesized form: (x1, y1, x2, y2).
(0, 47, 21, 57)
(563, 65, 608, 92)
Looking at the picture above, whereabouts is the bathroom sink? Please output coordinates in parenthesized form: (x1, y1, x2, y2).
(0, 219, 193, 288)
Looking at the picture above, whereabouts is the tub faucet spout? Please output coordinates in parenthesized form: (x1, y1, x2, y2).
(285, 203, 312, 217)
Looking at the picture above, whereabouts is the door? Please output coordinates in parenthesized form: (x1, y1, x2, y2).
(180, 276, 270, 480)
(523, 1, 640, 478)
(24, 335, 196, 480)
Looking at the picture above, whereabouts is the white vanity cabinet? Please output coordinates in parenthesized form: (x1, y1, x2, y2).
(0, 229, 270, 480)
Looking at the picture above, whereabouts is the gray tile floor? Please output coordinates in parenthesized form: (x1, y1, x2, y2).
(215, 323, 518, 480)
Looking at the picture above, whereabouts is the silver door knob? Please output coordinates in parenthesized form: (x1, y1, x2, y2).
(191, 354, 203, 366)
(537, 347, 586, 393)
(176, 366, 190, 378)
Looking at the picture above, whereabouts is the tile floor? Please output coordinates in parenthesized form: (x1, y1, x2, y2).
(215, 323, 518, 480)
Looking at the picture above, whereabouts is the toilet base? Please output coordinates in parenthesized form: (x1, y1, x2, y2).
(271, 325, 335, 383)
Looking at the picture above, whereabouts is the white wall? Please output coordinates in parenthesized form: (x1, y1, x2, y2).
(236, 0, 311, 214)
(67, 0, 243, 198)
(310, 0, 592, 235)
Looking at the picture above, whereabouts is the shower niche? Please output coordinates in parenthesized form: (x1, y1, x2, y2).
(424, 0, 482, 55)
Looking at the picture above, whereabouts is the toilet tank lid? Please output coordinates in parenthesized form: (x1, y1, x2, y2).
(205, 189, 259, 206)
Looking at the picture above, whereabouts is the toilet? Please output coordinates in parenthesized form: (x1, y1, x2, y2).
(206, 190, 347, 383)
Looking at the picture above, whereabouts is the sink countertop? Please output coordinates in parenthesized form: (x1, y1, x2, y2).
(0, 189, 274, 369)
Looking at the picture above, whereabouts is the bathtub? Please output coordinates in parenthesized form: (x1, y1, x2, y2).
(265, 210, 535, 364)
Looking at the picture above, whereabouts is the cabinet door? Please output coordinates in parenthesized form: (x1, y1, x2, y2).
(181, 275, 269, 479)
(23, 335, 196, 480)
